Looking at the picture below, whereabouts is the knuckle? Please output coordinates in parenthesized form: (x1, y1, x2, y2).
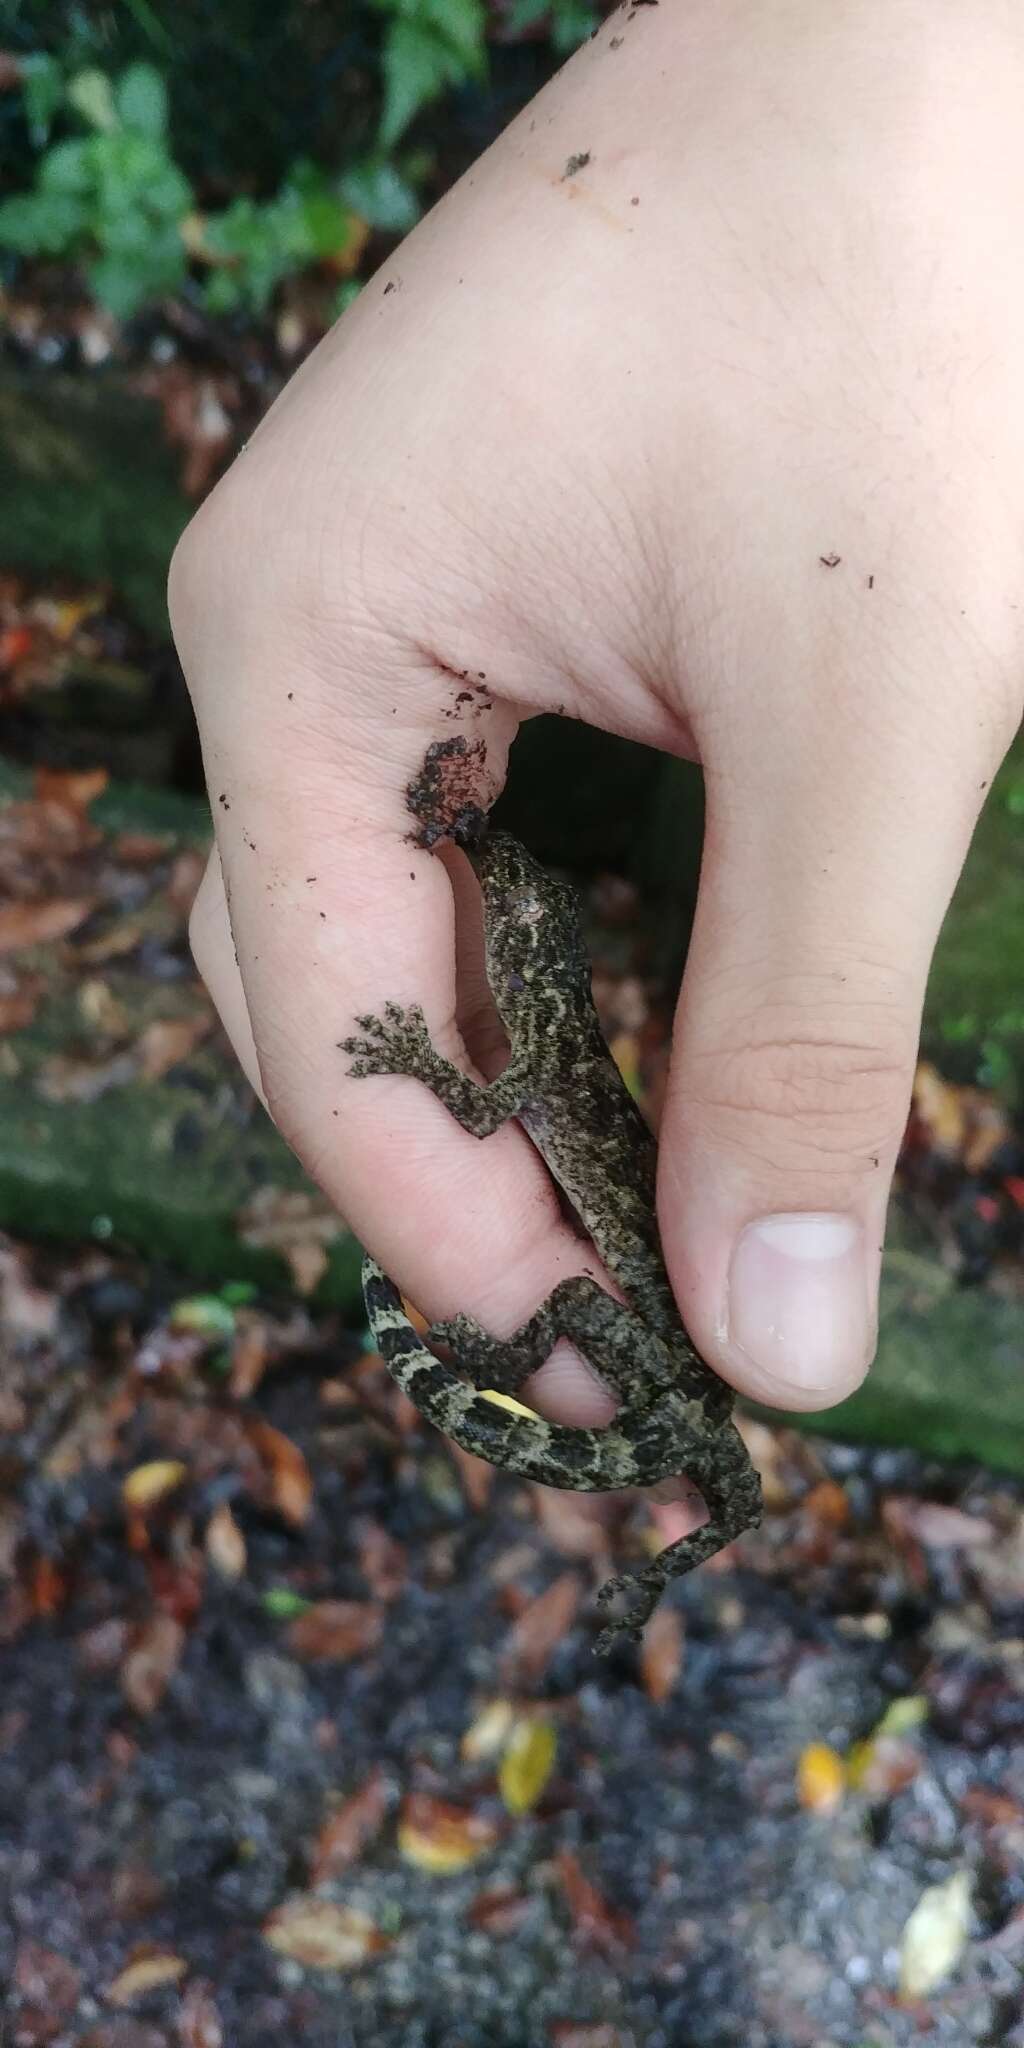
(687, 1000, 915, 1168)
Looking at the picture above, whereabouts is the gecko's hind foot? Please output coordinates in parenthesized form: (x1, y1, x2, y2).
(339, 1003, 432, 1079)
(592, 1565, 664, 1656)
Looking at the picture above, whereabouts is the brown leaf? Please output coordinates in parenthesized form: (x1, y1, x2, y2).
(501, 1573, 581, 1685)
(802, 1480, 850, 1529)
(534, 1486, 611, 1561)
(0, 973, 42, 1033)
(121, 1614, 185, 1715)
(175, 1980, 223, 2048)
(885, 1499, 995, 1550)
(309, 1767, 389, 1885)
(467, 1886, 531, 1937)
(204, 1503, 246, 1580)
(550, 2028, 627, 2048)
(398, 1793, 499, 1874)
(105, 1947, 188, 2006)
(0, 896, 95, 954)
(263, 1897, 388, 1971)
(960, 1785, 1024, 1827)
(33, 766, 108, 814)
(556, 1849, 635, 1955)
(37, 1047, 138, 1103)
(137, 1014, 212, 1081)
(14, 1941, 82, 2018)
(287, 1600, 383, 1662)
(640, 1606, 685, 1703)
(227, 1319, 271, 1399)
(356, 1520, 407, 1602)
(284, 1239, 329, 1296)
(448, 1437, 494, 1509)
(166, 849, 207, 916)
(245, 1418, 313, 1528)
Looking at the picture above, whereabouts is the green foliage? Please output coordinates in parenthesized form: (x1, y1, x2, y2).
(0, 0, 598, 323)
(0, 59, 193, 316)
(374, 0, 488, 147)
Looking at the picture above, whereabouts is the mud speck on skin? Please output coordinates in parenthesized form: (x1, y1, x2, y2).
(405, 735, 491, 850)
(563, 152, 591, 179)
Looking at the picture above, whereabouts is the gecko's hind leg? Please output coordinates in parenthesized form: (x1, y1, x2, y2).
(429, 1274, 677, 1405)
(593, 1428, 763, 1655)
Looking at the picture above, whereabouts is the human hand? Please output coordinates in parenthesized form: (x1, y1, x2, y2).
(170, 0, 1023, 1435)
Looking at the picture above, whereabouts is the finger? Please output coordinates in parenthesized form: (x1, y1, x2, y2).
(182, 683, 617, 1431)
(658, 677, 1011, 1413)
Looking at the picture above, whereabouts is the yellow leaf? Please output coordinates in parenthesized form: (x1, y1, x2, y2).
(479, 1388, 538, 1420)
(461, 1698, 515, 1763)
(121, 1461, 187, 1512)
(796, 1742, 845, 1815)
(264, 1898, 387, 1971)
(876, 1695, 928, 1739)
(898, 1870, 972, 1999)
(499, 1716, 557, 1817)
(398, 1794, 498, 1874)
(106, 1950, 187, 2006)
(205, 1502, 246, 1580)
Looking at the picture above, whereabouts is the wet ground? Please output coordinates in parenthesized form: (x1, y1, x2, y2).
(1, 1239, 1022, 2048)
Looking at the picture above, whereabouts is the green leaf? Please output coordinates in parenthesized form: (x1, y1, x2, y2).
(38, 138, 96, 197)
(417, 0, 487, 74)
(340, 158, 421, 233)
(67, 67, 118, 133)
(505, 0, 550, 31)
(0, 190, 88, 256)
(550, 0, 598, 52)
(262, 1586, 313, 1620)
(115, 62, 169, 138)
(20, 54, 64, 141)
(333, 278, 363, 317)
(380, 19, 460, 148)
(170, 1293, 238, 1338)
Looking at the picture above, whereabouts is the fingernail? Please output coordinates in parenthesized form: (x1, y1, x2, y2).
(726, 1212, 872, 1393)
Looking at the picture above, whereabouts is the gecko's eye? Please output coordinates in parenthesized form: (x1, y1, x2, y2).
(506, 972, 526, 993)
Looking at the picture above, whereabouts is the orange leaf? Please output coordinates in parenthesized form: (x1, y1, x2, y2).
(205, 1503, 247, 1580)
(246, 1418, 313, 1527)
(176, 1978, 224, 2048)
(33, 765, 108, 812)
(0, 897, 94, 954)
(556, 1850, 634, 1954)
(137, 1013, 212, 1081)
(121, 1614, 185, 1716)
(501, 1572, 581, 1685)
(398, 1794, 499, 1874)
(640, 1606, 685, 1703)
(287, 1600, 382, 1662)
(309, 1767, 389, 1885)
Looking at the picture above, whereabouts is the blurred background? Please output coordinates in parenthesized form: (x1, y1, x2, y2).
(1, 8, 1022, 2045)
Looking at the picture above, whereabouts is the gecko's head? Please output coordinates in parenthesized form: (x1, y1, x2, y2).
(473, 831, 591, 1021)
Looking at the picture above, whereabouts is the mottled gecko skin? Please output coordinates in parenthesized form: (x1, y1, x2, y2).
(341, 832, 762, 1653)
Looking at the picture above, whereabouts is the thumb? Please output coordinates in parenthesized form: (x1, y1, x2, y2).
(657, 723, 1000, 1413)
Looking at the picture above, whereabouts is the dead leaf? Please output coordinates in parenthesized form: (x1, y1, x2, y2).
(898, 1870, 972, 1999)
(227, 1318, 271, 1399)
(121, 1614, 185, 1715)
(287, 1600, 382, 1662)
(448, 1437, 495, 1509)
(886, 1500, 995, 1550)
(796, 1742, 845, 1815)
(33, 765, 108, 813)
(556, 1849, 634, 1955)
(0, 972, 42, 1033)
(960, 1785, 1023, 1828)
(204, 1503, 246, 1580)
(14, 1940, 81, 2017)
(462, 1698, 515, 1763)
(245, 1418, 313, 1527)
(640, 1605, 685, 1703)
(550, 2028, 627, 2048)
(137, 1014, 212, 1081)
(176, 1979, 223, 2048)
(398, 1793, 499, 1874)
(501, 1572, 581, 1685)
(263, 1897, 388, 1970)
(0, 896, 95, 954)
(122, 1460, 187, 1512)
(309, 1767, 389, 1885)
(105, 1947, 188, 2007)
(285, 1239, 329, 1295)
(467, 1885, 531, 1937)
(356, 1520, 407, 1602)
(802, 1480, 849, 1529)
(845, 1733, 921, 1803)
(37, 1048, 138, 1103)
(498, 1715, 557, 1816)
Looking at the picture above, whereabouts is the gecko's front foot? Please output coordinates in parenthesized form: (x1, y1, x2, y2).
(340, 1002, 435, 1080)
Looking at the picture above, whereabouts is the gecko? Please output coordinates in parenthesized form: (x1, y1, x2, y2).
(340, 831, 762, 1653)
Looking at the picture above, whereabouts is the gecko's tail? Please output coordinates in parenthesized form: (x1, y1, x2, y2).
(360, 1256, 630, 1488)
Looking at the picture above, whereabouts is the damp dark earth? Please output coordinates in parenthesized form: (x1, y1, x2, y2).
(2, 1232, 1023, 2048)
